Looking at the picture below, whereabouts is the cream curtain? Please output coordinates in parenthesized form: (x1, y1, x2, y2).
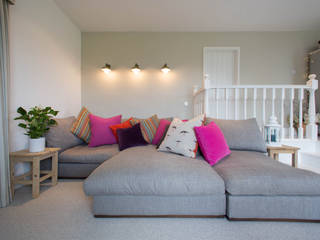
(0, 0, 14, 208)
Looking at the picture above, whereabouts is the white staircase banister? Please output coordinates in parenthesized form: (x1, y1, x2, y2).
(193, 76, 318, 141)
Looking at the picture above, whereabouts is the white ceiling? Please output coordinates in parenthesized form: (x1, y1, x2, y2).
(54, 0, 320, 32)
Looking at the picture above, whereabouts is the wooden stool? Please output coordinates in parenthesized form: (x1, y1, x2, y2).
(10, 148, 60, 199)
(267, 145, 300, 168)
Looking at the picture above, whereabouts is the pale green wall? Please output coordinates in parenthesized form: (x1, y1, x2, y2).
(82, 32, 320, 119)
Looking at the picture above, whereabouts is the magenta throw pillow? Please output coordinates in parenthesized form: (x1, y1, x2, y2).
(151, 119, 171, 145)
(88, 114, 122, 147)
(194, 121, 231, 166)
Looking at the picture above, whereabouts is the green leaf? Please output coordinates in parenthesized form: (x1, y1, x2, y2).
(48, 119, 57, 125)
(17, 107, 27, 115)
(18, 123, 27, 129)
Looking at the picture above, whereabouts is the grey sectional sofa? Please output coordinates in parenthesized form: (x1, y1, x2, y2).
(47, 116, 320, 221)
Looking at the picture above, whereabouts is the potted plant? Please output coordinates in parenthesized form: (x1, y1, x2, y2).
(14, 106, 59, 152)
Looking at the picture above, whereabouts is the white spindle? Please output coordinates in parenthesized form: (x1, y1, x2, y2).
(281, 88, 285, 139)
(253, 88, 257, 118)
(298, 88, 304, 139)
(289, 88, 294, 139)
(225, 88, 229, 119)
(243, 88, 247, 119)
(306, 74, 319, 140)
(262, 88, 266, 126)
(271, 88, 276, 117)
(215, 89, 219, 118)
(234, 88, 239, 120)
(203, 93, 208, 115)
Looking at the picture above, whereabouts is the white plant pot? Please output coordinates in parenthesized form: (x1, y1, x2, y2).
(29, 137, 45, 153)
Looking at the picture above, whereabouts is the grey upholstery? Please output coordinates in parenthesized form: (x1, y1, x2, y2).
(93, 195, 225, 216)
(227, 195, 320, 220)
(58, 163, 99, 178)
(214, 150, 320, 196)
(59, 144, 119, 164)
(205, 118, 267, 153)
(46, 116, 83, 152)
(84, 145, 225, 196)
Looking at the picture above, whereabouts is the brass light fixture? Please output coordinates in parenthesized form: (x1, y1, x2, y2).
(131, 63, 141, 74)
(101, 63, 111, 74)
(161, 63, 171, 74)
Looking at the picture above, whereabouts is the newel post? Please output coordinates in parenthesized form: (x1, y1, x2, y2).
(306, 74, 318, 140)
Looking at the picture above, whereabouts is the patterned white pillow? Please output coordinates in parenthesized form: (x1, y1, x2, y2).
(158, 115, 205, 158)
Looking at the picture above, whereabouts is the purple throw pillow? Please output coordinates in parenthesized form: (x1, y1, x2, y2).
(117, 123, 148, 151)
(194, 121, 231, 166)
(151, 119, 171, 145)
(88, 114, 122, 147)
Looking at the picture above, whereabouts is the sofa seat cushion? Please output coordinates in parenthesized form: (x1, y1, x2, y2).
(59, 144, 119, 164)
(214, 150, 320, 196)
(84, 145, 225, 196)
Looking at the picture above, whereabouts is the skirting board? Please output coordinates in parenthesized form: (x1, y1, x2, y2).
(94, 215, 320, 222)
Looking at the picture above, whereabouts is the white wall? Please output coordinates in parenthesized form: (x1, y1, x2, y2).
(9, 0, 81, 175)
(82, 32, 320, 120)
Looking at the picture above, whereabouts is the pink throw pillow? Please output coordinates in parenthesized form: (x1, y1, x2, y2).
(88, 114, 122, 147)
(151, 119, 171, 145)
(194, 121, 231, 166)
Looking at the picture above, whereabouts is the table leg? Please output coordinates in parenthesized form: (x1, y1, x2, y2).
(292, 152, 298, 168)
(274, 153, 279, 161)
(32, 159, 40, 198)
(10, 160, 15, 200)
(51, 152, 58, 186)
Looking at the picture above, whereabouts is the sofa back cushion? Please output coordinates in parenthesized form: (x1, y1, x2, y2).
(205, 118, 266, 153)
(46, 116, 83, 152)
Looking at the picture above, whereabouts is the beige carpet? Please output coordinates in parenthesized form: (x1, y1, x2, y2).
(0, 180, 319, 240)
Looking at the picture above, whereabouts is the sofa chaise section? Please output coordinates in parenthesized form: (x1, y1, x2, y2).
(213, 150, 320, 221)
(84, 145, 226, 217)
(59, 144, 119, 178)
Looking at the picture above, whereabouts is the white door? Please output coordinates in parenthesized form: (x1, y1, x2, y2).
(203, 47, 240, 87)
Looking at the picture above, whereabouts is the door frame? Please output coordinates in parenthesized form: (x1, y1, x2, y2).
(203, 47, 240, 86)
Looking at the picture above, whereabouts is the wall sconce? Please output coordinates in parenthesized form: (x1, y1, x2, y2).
(101, 63, 111, 74)
(161, 63, 171, 74)
(131, 63, 141, 74)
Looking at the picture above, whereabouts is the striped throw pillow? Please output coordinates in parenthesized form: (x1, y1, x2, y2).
(130, 115, 160, 143)
(70, 107, 91, 143)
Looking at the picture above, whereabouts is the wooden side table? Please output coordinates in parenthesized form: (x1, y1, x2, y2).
(267, 145, 300, 168)
(10, 148, 60, 199)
